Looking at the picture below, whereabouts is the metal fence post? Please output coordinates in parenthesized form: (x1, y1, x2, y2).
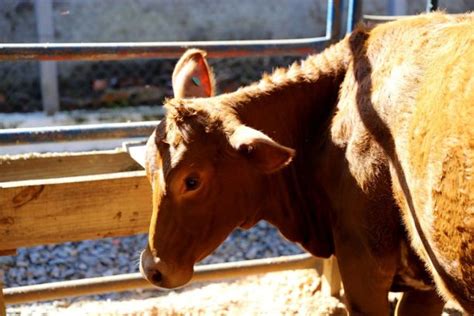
(328, 0, 344, 43)
(346, 0, 363, 34)
(388, 0, 407, 16)
(35, 0, 60, 115)
(321, 256, 342, 297)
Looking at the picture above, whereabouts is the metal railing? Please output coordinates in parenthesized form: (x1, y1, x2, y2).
(4, 254, 320, 304)
(0, 0, 349, 145)
(0, 121, 160, 145)
(0, 0, 441, 63)
(0, 1, 342, 62)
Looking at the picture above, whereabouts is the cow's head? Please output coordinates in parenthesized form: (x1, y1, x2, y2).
(138, 49, 295, 288)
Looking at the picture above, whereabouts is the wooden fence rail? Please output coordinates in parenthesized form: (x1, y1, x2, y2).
(0, 170, 150, 251)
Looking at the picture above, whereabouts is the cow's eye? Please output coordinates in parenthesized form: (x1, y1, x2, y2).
(184, 176, 200, 191)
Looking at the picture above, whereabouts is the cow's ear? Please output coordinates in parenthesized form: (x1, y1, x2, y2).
(172, 49, 215, 98)
(230, 125, 295, 174)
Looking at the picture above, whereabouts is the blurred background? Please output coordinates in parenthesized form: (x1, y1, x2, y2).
(1, 1, 473, 313)
(0, 0, 472, 116)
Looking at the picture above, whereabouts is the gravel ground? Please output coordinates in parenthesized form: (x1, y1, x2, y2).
(1, 222, 303, 288)
(1, 221, 304, 305)
(2, 221, 464, 315)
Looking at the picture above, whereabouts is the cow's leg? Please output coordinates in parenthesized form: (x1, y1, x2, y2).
(394, 289, 445, 316)
(337, 246, 395, 316)
(337, 261, 392, 315)
(334, 225, 398, 316)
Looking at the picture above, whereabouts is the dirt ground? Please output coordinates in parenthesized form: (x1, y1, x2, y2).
(8, 269, 464, 316)
(10, 270, 344, 316)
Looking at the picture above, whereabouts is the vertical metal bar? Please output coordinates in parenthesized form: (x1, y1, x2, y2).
(38, 61, 60, 115)
(346, 0, 363, 34)
(35, 0, 60, 115)
(325, 0, 335, 39)
(388, 0, 407, 16)
(326, 0, 343, 42)
(426, 0, 439, 12)
(321, 256, 342, 296)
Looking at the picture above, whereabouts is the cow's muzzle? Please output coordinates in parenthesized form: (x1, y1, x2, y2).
(139, 246, 193, 289)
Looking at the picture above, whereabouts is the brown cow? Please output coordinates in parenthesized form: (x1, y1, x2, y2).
(138, 13, 473, 315)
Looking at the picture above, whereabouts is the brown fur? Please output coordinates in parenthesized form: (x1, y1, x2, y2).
(140, 13, 473, 315)
(332, 13, 474, 311)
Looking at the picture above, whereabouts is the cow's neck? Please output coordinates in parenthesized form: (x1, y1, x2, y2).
(257, 77, 343, 258)
(223, 38, 350, 148)
(222, 41, 350, 257)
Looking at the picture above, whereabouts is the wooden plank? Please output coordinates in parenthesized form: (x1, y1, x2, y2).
(321, 255, 342, 297)
(0, 150, 142, 182)
(0, 171, 151, 251)
(0, 249, 16, 257)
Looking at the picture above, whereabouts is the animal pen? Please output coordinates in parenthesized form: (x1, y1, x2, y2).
(0, 0, 440, 312)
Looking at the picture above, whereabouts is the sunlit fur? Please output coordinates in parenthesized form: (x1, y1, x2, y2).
(331, 13, 473, 312)
(143, 12, 473, 314)
(172, 49, 216, 98)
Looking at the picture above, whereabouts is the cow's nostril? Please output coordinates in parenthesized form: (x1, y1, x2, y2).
(151, 270, 162, 284)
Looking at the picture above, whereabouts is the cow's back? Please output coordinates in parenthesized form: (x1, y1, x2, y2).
(402, 18, 474, 310)
(373, 14, 474, 310)
(332, 13, 474, 311)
